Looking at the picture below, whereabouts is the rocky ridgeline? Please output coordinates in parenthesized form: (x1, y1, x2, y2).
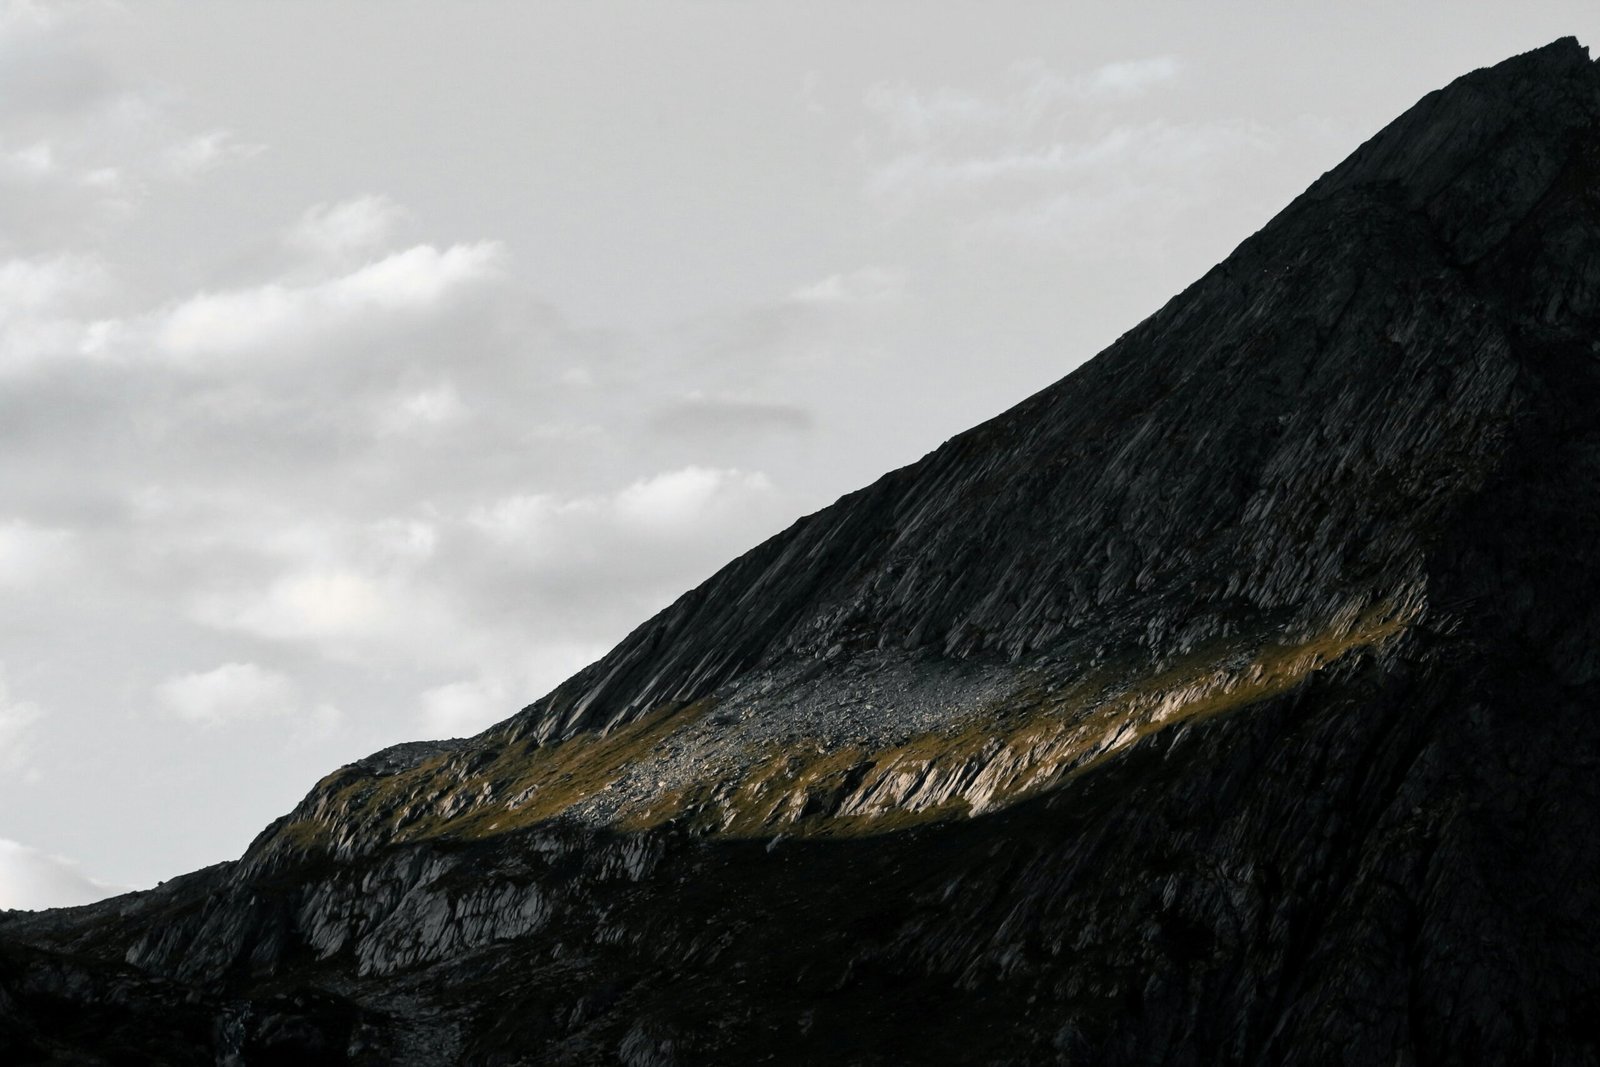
(5, 37, 1600, 1066)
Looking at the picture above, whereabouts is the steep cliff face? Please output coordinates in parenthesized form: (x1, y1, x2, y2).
(6, 37, 1600, 1067)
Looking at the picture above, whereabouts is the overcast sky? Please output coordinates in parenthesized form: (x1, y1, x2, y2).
(2, 1, 1594, 909)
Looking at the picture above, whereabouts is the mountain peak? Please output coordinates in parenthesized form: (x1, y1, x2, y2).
(9, 38, 1600, 1066)
(1306, 35, 1600, 263)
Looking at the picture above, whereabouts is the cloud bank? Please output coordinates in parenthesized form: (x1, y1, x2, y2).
(0, 838, 129, 912)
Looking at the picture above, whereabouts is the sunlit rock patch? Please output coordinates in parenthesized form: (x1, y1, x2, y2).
(612, 597, 1418, 836)
(255, 594, 1418, 863)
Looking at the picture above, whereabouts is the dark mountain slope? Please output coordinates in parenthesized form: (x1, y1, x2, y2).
(5, 37, 1600, 1066)
(511, 32, 1599, 738)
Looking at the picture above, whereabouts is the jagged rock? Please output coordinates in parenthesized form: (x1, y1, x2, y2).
(6, 36, 1600, 1066)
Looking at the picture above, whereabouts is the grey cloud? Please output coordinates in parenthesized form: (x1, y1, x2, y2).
(0, 4, 120, 123)
(647, 396, 814, 443)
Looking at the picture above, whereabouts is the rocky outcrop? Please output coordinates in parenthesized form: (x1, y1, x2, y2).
(6, 36, 1600, 1067)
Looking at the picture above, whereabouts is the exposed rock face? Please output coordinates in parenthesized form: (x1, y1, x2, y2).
(6, 36, 1600, 1066)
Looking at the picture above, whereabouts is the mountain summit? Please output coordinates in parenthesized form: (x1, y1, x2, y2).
(6, 37, 1600, 1066)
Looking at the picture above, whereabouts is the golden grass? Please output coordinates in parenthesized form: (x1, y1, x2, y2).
(267, 699, 714, 852)
(608, 600, 1414, 838)
(267, 600, 1415, 853)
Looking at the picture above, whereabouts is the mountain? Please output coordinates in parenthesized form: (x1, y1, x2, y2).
(6, 37, 1600, 1066)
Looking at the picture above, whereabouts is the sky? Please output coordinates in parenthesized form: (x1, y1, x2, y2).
(2, 1, 1595, 909)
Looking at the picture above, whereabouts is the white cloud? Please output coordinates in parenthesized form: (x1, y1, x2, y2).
(613, 466, 773, 530)
(154, 283, 296, 357)
(449, 465, 795, 669)
(0, 519, 75, 586)
(871, 126, 1110, 201)
(183, 525, 474, 669)
(208, 572, 394, 645)
(289, 701, 343, 746)
(162, 129, 264, 179)
(368, 517, 439, 563)
(863, 84, 994, 145)
(419, 638, 612, 738)
(0, 2, 119, 122)
(864, 55, 1182, 146)
(0, 312, 106, 376)
(80, 164, 118, 189)
(190, 566, 441, 673)
(333, 242, 505, 306)
(0, 252, 108, 374)
(155, 241, 505, 359)
(970, 119, 1314, 248)
(789, 266, 905, 305)
(378, 382, 467, 434)
(0, 665, 43, 772)
(173, 467, 786, 680)
(869, 120, 1277, 207)
(861, 59, 1204, 227)
(289, 194, 406, 259)
(0, 838, 131, 911)
(2, 140, 56, 177)
(858, 54, 1345, 256)
(0, 1, 56, 38)
(419, 677, 507, 738)
(0, 252, 105, 315)
(466, 493, 560, 545)
(154, 661, 301, 726)
(1081, 56, 1181, 97)
(145, 464, 781, 729)
(0, 7, 266, 248)
(799, 69, 825, 116)
(471, 466, 778, 545)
